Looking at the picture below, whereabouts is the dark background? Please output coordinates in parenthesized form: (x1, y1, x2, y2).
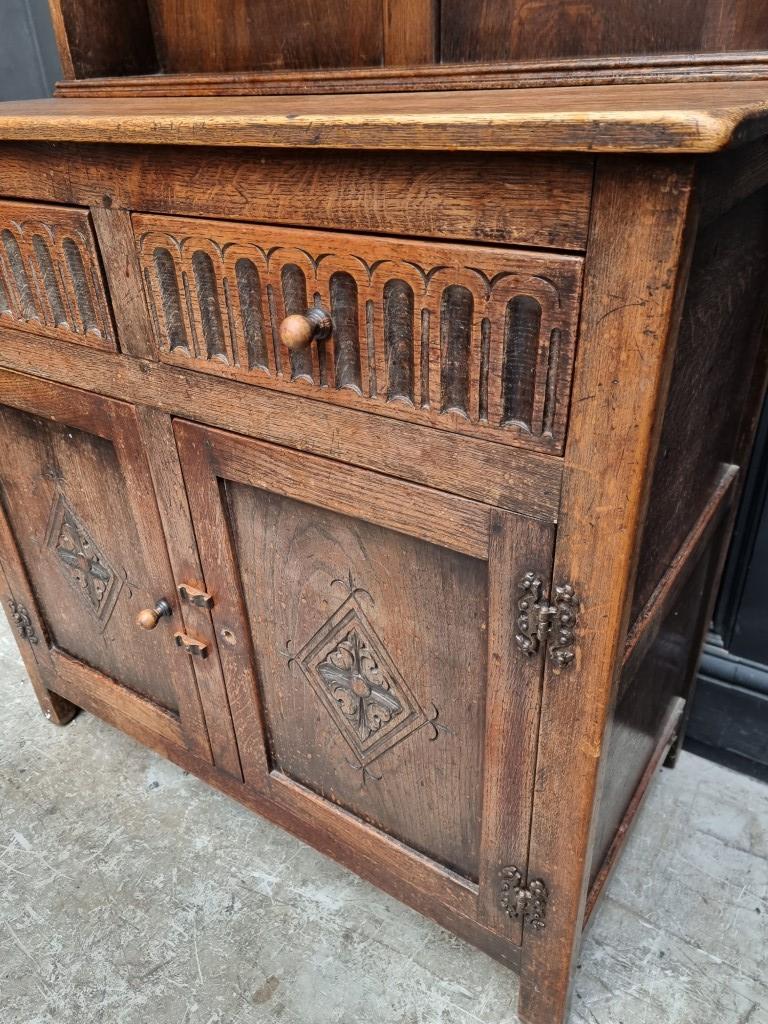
(2, 0, 766, 779)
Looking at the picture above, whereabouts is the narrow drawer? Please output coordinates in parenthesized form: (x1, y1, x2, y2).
(134, 214, 583, 454)
(0, 200, 115, 350)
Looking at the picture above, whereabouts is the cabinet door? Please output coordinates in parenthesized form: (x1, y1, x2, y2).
(0, 370, 223, 765)
(175, 418, 553, 943)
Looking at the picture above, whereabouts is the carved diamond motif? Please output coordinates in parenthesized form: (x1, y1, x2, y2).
(294, 594, 430, 768)
(45, 495, 122, 631)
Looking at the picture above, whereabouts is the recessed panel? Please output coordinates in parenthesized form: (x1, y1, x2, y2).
(225, 483, 489, 881)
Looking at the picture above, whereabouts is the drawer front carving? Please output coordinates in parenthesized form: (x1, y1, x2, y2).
(135, 214, 583, 452)
(0, 200, 115, 350)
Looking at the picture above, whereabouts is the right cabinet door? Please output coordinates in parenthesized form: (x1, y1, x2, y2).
(175, 418, 553, 943)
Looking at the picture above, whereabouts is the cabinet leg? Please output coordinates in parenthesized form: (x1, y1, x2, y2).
(26, 667, 78, 726)
(1, 584, 79, 726)
(517, 943, 579, 1024)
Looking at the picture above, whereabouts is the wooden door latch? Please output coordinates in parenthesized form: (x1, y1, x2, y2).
(177, 583, 214, 609)
(174, 632, 209, 658)
(515, 571, 579, 668)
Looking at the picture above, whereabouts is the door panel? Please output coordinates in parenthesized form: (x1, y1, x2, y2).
(2, 407, 182, 708)
(175, 418, 553, 940)
(228, 482, 488, 879)
(0, 370, 226, 765)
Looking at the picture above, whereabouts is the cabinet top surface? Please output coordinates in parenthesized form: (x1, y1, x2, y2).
(1, 81, 768, 153)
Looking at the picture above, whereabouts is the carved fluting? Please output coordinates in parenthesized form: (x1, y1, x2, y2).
(0, 200, 114, 347)
(135, 216, 582, 451)
(8, 599, 39, 645)
(498, 866, 548, 930)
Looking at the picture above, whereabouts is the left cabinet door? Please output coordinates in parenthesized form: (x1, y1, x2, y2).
(0, 369, 213, 763)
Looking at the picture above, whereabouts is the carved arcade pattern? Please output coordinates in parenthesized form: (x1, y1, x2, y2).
(45, 495, 122, 631)
(134, 215, 583, 452)
(0, 200, 114, 348)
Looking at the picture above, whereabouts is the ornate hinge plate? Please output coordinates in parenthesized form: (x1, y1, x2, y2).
(515, 572, 579, 668)
(8, 599, 39, 645)
(498, 866, 548, 930)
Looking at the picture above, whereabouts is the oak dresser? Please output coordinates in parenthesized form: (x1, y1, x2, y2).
(2, 4, 768, 1023)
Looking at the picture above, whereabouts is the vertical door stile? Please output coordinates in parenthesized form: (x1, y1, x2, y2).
(135, 406, 243, 780)
(477, 509, 555, 941)
(172, 418, 272, 789)
(105, 401, 212, 764)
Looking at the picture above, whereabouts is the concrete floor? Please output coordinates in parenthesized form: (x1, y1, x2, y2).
(0, 617, 766, 1024)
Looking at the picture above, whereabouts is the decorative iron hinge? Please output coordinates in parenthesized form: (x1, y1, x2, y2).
(498, 866, 549, 930)
(515, 572, 579, 668)
(8, 599, 39, 645)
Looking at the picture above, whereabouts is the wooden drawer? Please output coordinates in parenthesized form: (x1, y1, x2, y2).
(0, 200, 115, 350)
(134, 214, 583, 453)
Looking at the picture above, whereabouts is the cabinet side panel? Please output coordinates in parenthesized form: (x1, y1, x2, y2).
(632, 185, 768, 623)
(590, 547, 711, 884)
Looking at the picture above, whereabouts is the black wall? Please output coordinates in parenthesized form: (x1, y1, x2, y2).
(686, 401, 768, 780)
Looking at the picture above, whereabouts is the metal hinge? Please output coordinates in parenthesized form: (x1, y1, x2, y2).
(498, 866, 549, 930)
(515, 571, 579, 668)
(8, 599, 39, 645)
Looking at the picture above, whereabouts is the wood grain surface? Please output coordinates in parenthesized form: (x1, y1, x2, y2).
(2, 83, 768, 152)
(0, 144, 593, 251)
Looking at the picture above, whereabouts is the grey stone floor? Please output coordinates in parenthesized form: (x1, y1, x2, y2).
(0, 617, 766, 1024)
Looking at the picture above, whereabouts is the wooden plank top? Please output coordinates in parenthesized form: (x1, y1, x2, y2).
(0, 82, 767, 153)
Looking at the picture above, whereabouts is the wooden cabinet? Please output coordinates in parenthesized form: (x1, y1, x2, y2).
(47, 0, 768, 82)
(2, 49, 768, 1024)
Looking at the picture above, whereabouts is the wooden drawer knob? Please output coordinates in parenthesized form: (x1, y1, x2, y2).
(279, 307, 332, 351)
(136, 598, 171, 631)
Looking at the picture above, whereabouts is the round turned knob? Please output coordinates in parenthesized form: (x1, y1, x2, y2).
(136, 598, 171, 631)
(279, 307, 332, 351)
